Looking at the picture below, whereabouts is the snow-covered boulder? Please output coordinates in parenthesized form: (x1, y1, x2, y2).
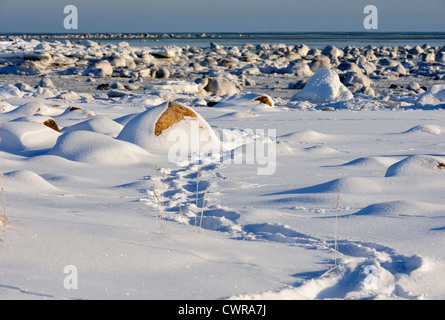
(0, 100, 16, 113)
(308, 56, 331, 73)
(291, 68, 353, 104)
(89, 60, 113, 77)
(416, 84, 445, 106)
(285, 62, 313, 77)
(0, 121, 61, 151)
(5, 101, 62, 117)
(37, 76, 55, 88)
(321, 45, 343, 59)
(0, 84, 23, 99)
(342, 71, 372, 93)
(202, 77, 240, 97)
(2, 170, 61, 194)
(117, 101, 220, 156)
(385, 155, 445, 177)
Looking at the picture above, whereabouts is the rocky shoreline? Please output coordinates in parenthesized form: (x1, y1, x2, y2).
(1, 36, 445, 110)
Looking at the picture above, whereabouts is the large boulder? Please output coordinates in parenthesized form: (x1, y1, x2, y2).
(321, 45, 343, 59)
(202, 77, 240, 96)
(308, 56, 331, 73)
(286, 62, 313, 77)
(88, 60, 113, 77)
(117, 101, 220, 157)
(342, 71, 372, 93)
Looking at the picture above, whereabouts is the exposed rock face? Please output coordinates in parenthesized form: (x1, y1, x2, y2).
(154, 101, 197, 136)
(43, 119, 61, 132)
(254, 95, 273, 107)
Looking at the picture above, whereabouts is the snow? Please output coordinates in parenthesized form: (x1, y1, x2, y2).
(0, 38, 445, 300)
(62, 116, 124, 137)
(48, 130, 152, 166)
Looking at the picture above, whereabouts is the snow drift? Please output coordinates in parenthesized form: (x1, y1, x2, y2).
(385, 155, 445, 177)
(48, 130, 152, 166)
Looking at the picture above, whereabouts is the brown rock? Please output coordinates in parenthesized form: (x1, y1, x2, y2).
(43, 119, 61, 132)
(154, 101, 197, 136)
(254, 95, 273, 107)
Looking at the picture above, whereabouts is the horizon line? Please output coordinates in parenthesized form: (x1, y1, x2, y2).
(2, 31, 445, 36)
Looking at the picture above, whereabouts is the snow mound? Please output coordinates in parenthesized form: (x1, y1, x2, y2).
(353, 200, 445, 217)
(5, 101, 63, 117)
(339, 157, 398, 168)
(288, 177, 383, 194)
(56, 106, 96, 120)
(291, 68, 353, 104)
(63, 116, 124, 137)
(303, 145, 341, 154)
(0, 100, 16, 113)
(48, 130, 152, 166)
(2, 170, 60, 194)
(0, 121, 61, 151)
(401, 125, 442, 135)
(117, 101, 220, 155)
(0, 85, 23, 99)
(385, 155, 445, 177)
(279, 130, 333, 143)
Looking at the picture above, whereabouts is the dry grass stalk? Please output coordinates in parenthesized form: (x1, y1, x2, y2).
(196, 166, 200, 206)
(153, 183, 164, 229)
(198, 188, 208, 235)
(193, 166, 201, 230)
(0, 174, 7, 228)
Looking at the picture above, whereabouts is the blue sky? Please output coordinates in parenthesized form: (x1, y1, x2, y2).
(0, 0, 444, 33)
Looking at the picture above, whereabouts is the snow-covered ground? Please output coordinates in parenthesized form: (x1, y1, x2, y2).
(1, 37, 445, 300)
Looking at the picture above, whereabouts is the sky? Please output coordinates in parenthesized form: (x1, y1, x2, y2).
(0, 0, 444, 33)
